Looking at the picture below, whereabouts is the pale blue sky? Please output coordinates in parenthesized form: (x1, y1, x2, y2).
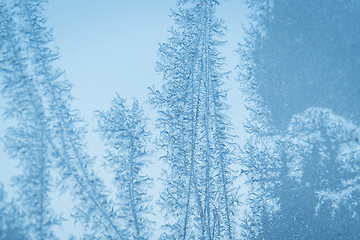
(45, 0, 247, 115)
(0, 0, 249, 238)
